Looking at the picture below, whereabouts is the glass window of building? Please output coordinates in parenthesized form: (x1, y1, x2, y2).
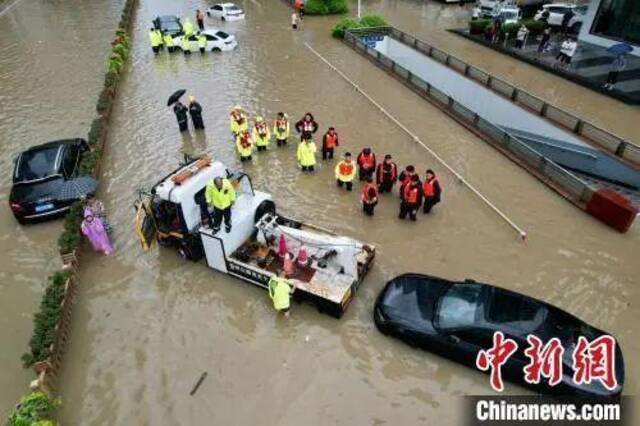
(592, 0, 640, 45)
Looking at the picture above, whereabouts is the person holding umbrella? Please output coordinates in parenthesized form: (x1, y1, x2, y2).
(188, 96, 205, 130)
(603, 43, 632, 91)
(168, 89, 189, 132)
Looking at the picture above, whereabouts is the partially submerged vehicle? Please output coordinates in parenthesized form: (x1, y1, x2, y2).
(374, 273, 624, 398)
(135, 156, 375, 318)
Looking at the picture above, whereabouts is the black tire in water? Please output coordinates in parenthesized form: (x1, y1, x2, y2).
(212, 47, 221, 52)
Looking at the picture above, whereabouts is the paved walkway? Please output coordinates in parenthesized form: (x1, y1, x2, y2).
(451, 29, 640, 105)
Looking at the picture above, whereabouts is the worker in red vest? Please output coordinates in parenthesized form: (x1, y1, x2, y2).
(376, 154, 398, 193)
(357, 147, 377, 181)
(398, 165, 417, 199)
(322, 127, 339, 160)
(335, 152, 356, 191)
(399, 175, 423, 221)
(361, 176, 379, 216)
(422, 169, 442, 214)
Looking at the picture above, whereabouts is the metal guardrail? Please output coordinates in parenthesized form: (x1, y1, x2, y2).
(349, 27, 640, 168)
(344, 29, 594, 205)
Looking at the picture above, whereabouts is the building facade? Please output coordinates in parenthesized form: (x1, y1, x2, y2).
(579, 0, 640, 57)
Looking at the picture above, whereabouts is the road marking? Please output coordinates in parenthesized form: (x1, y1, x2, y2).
(305, 42, 527, 241)
(0, 0, 27, 17)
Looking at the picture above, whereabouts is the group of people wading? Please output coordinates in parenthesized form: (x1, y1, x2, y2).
(228, 107, 443, 220)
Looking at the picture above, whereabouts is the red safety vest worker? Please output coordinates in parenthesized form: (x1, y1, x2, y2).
(323, 132, 338, 149)
(338, 161, 355, 177)
(361, 182, 378, 203)
(357, 152, 376, 170)
(403, 183, 420, 204)
(376, 161, 397, 183)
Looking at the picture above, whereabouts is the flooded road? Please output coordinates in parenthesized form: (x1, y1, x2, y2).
(0, 0, 123, 416)
(0, 0, 637, 424)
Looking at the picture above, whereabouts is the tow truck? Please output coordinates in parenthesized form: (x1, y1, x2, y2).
(134, 156, 375, 318)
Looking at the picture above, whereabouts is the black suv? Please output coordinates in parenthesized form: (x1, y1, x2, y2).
(9, 139, 90, 224)
(152, 15, 183, 37)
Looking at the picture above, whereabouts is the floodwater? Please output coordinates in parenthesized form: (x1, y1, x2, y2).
(0, 0, 123, 416)
(0, 0, 637, 424)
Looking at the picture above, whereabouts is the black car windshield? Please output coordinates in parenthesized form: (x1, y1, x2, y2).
(435, 284, 482, 331)
(216, 31, 230, 39)
(14, 146, 61, 182)
(228, 5, 240, 11)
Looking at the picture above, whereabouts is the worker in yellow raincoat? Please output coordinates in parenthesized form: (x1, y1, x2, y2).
(236, 129, 253, 162)
(252, 116, 271, 151)
(230, 106, 248, 136)
(273, 112, 290, 147)
(268, 272, 296, 317)
(297, 133, 317, 172)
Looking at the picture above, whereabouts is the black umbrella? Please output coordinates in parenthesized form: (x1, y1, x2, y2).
(167, 89, 186, 106)
(55, 177, 98, 201)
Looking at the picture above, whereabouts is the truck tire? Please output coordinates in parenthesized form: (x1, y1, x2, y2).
(254, 200, 276, 223)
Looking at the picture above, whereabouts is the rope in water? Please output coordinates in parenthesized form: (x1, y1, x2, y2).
(304, 42, 527, 241)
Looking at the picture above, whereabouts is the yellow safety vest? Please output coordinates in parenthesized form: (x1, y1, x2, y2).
(335, 160, 356, 182)
(197, 35, 206, 48)
(181, 36, 190, 52)
(155, 30, 163, 45)
(149, 31, 160, 47)
(236, 134, 253, 157)
(230, 113, 248, 134)
(205, 179, 235, 210)
(163, 34, 174, 47)
(269, 277, 292, 311)
(252, 126, 271, 147)
(273, 120, 290, 140)
(183, 20, 194, 36)
(297, 141, 317, 167)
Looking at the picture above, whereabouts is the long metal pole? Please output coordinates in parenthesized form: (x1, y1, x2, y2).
(304, 42, 528, 241)
(357, 0, 361, 18)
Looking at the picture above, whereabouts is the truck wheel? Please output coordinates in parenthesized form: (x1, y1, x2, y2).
(212, 47, 221, 52)
(254, 200, 276, 223)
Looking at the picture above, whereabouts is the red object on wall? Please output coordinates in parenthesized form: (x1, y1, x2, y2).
(586, 189, 638, 233)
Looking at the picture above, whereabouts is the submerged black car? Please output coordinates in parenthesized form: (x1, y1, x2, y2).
(152, 15, 183, 37)
(374, 273, 624, 398)
(9, 139, 89, 224)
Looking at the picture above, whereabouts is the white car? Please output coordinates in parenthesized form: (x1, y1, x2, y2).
(173, 29, 237, 52)
(206, 3, 245, 21)
(534, 3, 588, 33)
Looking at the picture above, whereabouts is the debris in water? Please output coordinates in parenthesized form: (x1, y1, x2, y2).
(190, 372, 208, 396)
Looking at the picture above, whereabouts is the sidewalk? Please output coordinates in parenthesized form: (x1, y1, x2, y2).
(450, 28, 640, 105)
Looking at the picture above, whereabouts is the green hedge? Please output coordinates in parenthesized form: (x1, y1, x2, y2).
(499, 20, 547, 37)
(56, 201, 86, 255)
(304, 0, 347, 15)
(469, 19, 491, 35)
(21, 270, 73, 368)
(6, 391, 60, 426)
(332, 14, 388, 39)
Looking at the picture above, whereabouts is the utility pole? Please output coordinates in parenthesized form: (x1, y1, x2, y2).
(357, 0, 361, 18)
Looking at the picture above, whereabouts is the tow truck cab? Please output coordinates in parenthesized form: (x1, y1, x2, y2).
(135, 157, 375, 318)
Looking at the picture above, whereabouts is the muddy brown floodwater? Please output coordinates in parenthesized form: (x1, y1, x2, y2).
(0, 0, 123, 417)
(1, 0, 637, 424)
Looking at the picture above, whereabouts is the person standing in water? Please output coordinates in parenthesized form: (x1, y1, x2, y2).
(376, 154, 398, 193)
(183, 18, 195, 36)
(399, 175, 423, 221)
(268, 271, 296, 318)
(173, 100, 189, 132)
(297, 133, 317, 172)
(181, 34, 191, 55)
(197, 32, 207, 54)
(361, 176, 379, 216)
(196, 9, 205, 31)
(322, 127, 339, 160)
(273, 112, 290, 147)
(188, 96, 205, 130)
(335, 152, 356, 191)
(295, 112, 318, 136)
(149, 28, 161, 54)
(236, 129, 253, 161)
(163, 31, 175, 53)
(357, 147, 377, 181)
(422, 169, 442, 214)
(253, 116, 271, 151)
(230, 105, 248, 137)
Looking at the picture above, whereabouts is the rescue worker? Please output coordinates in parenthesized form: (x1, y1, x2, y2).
(361, 176, 378, 216)
(173, 100, 189, 132)
(335, 152, 356, 191)
(163, 31, 175, 53)
(356, 147, 377, 181)
(236, 129, 253, 161)
(398, 165, 417, 199)
(230, 106, 248, 136)
(297, 133, 317, 172)
(295, 112, 318, 136)
(197, 31, 207, 54)
(183, 18, 194, 36)
(273, 112, 290, 147)
(268, 272, 296, 318)
(399, 175, 423, 221)
(252, 116, 271, 151)
(149, 28, 161, 54)
(205, 176, 235, 233)
(188, 96, 204, 130)
(155, 28, 164, 50)
(322, 127, 339, 160)
(196, 9, 205, 31)
(422, 169, 442, 214)
(181, 34, 191, 55)
(376, 154, 398, 193)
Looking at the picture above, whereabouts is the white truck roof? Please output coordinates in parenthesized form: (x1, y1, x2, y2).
(154, 160, 229, 204)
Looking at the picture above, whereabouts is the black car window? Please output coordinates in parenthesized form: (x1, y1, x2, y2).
(215, 31, 229, 39)
(14, 146, 61, 182)
(487, 289, 543, 327)
(189, 35, 198, 41)
(61, 145, 80, 178)
(435, 284, 482, 331)
(206, 34, 218, 41)
(214, 5, 223, 10)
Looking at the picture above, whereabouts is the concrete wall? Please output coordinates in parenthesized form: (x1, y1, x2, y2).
(578, 0, 640, 57)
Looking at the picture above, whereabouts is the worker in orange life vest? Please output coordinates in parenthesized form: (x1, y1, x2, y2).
(252, 116, 271, 151)
(361, 176, 379, 216)
(399, 175, 423, 221)
(335, 152, 356, 191)
(422, 169, 442, 214)
(273, 112, 290, 147)
(236, 129, 253, 162)
(322, 127, 339, 160)
(376, 154, 398, 193)
(356, 147, 377, 181)
(398, 165, 417, 199)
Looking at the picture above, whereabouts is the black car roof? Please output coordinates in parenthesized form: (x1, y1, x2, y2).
(21, 138, 86, 153)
